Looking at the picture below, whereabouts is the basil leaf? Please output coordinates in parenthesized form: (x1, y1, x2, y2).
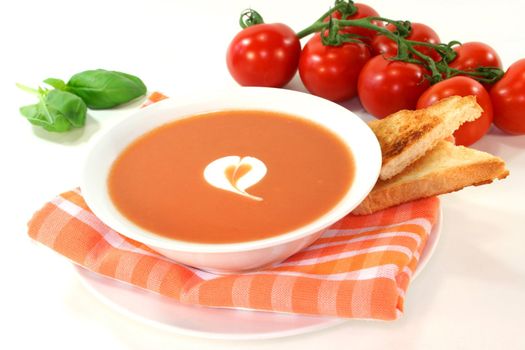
(43, 78, 68, 91)
(18, 89, 86, 132)
(66, 69, 147, 109)
(20, 103, 54, 128)
(20, 102, 72, 132)
(46, 89, 87, 127)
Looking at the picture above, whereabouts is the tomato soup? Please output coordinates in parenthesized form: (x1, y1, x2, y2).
(108, 110, 354, 243)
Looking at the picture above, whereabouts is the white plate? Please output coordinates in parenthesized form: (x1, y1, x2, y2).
(76, 207, 442, 340)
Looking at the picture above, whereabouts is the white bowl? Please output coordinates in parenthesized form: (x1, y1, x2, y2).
(81, 87, 381, 273)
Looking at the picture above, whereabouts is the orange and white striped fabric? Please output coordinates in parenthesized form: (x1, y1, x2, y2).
(27, 92, 440, 320)
(140, 91, 168, 107)
(28, 188, 439, 320)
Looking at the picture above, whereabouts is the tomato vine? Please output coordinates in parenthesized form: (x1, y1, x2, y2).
(240, 1, 504, 85)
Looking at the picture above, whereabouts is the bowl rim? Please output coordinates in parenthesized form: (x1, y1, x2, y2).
(81, 87, 381, 254)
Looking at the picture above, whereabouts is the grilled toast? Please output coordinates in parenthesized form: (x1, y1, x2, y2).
(370, 95, 483, 180)
(353, 141, 509, 215)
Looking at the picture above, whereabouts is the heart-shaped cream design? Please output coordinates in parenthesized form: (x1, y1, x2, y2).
(203, 156, 267, 201)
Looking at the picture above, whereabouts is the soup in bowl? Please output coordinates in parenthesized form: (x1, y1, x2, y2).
(82, 87, 381, 273)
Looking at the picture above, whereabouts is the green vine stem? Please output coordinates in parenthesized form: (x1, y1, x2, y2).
(313, 0, 357, 23)
(239, 9, 265, 29)
(236, 1, 504, 85)
(293, 6, 504, 85)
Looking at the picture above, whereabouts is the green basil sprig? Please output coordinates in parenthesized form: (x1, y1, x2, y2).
(45, 69, 147, 109)
(17, 84, 87, 132)
(17, 68, 147, 133)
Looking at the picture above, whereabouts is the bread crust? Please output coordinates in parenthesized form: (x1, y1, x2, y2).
(369, 96, 482, 180)
(353, 141, 509, 215)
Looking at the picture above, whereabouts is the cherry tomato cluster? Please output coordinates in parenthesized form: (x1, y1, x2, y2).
(226, 1, 525, 144)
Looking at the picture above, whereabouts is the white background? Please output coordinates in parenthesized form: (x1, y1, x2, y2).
(2, 0, 525, 349)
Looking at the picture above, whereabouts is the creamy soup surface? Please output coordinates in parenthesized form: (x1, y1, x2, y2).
(108, 110, 355, 243)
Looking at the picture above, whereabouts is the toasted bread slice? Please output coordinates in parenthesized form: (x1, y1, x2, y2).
(353, 141, 509, 215)
(369, 96, 482, 180)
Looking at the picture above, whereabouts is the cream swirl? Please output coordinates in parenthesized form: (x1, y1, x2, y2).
(203, 156, 267, 201)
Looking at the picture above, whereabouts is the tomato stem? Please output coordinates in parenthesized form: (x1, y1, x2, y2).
(296, 21, 329, 38)
(449, 66, 505, 83)
(368, 17, 412, 37)
(239, 9, 264, 29)
(240, 1, 505, 85)
(315, 0, 357, 23)
(294, 7, 505, 85)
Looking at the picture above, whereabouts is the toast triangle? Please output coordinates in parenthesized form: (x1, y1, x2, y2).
(369, 95, 482, 180)
(353, 141, 509, 215)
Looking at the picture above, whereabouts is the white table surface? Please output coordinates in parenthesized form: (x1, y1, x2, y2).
(2, 0, 525, 349)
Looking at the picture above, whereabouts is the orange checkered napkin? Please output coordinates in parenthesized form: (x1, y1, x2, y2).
(28, 192, 439, 320)
(27, 93, 440, 320)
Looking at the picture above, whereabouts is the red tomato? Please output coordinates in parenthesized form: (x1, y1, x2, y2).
(357, 55, 430, 118)
(299, 34, 371, 102)
(491, 59, 525, 134)
(330, 3, 383, 44)
(449, 42, 502, 89)
(449, 42, 502, 71)
(226, 23, 301, 87)
(417, 76, 493, 146)
(371, 22, 441, 61)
